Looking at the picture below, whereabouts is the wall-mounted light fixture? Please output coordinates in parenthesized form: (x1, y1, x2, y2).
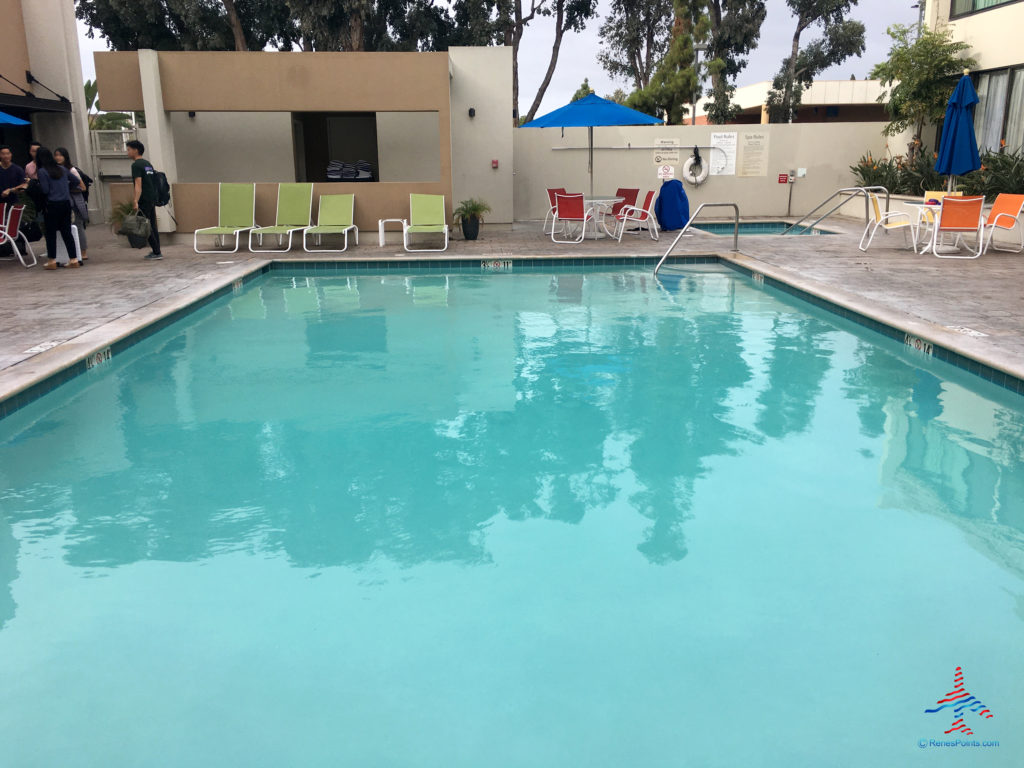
(468, 107, 476, 118)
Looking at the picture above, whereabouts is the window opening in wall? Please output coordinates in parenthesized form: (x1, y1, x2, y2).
(973, 67, 1024, 152)
(291, 111, 441, 184)
(951, 0, 1019, 17)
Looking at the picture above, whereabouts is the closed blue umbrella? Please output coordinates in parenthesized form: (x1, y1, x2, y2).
(0, 111, 31, 125)
(521, 94, 662, 196)
(934, 72, 981, 189)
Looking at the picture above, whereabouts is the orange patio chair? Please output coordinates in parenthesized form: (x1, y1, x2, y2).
(982, 193, 1024, 253)
(931, 196, 985, 259)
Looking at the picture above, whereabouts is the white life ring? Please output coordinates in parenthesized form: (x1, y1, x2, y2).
(682, 155, 709, 186)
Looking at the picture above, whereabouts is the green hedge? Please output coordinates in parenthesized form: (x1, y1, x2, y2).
(851, 146, 1024, 200)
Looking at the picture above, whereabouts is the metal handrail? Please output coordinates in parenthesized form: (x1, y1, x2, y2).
(654, 202, 739, 275)
(781, 186, 890, 235)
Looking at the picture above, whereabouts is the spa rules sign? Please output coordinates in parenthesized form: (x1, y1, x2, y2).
(737, 132, 769, 177)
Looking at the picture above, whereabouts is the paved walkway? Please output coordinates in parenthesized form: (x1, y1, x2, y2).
(2, 216, 1023, 405)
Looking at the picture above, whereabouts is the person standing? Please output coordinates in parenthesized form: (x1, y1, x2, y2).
(35, 147, 80, 270)
(24, 141, 40, 180)
(0, 145, 26, 203)
(54, 147, 90, 261)
(126, 139, 161, 260)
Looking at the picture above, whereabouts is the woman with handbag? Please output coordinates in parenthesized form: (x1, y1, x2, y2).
(54, 147, 89, 261)
(35, 147, 81, 270)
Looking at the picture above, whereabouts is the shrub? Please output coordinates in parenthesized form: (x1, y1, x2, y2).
(850, 144, 1024, 199)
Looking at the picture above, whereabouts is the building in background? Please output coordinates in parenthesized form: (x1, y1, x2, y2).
(0, 0, 92, 180)
(927, 0, 1024, 151)
(93, 47, 514, 233)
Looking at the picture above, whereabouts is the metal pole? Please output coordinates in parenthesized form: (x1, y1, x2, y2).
(588, 126, 594, 197)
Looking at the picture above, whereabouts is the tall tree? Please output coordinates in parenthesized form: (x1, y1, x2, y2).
(627, 0, 709, 125)
(765, 0, 865, 123)
(702, 0, 765, 123)
(870, 24, 976, 157)
(516, 0, 599, 123)
(597, 0, 674, 92)
(75, 0, 299, 51)
(571, 78, 596, 101)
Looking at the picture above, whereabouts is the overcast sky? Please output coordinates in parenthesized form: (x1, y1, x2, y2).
(77, 0, 920, 115)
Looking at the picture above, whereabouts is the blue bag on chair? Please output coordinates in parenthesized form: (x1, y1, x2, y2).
(653, 179, 690, 231)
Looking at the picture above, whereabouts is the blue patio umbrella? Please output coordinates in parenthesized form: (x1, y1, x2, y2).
(934, 72, 981, 189)
(0, 111, 31, 125)
(521, 93, 662, 196)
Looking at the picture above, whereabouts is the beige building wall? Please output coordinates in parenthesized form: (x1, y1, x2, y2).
(170, 112, 296, 182)
(932, 1, 1024, 71)
(377, 112, 441, 182)
(448, 46, 514, 223)
(15, 0, 93, 180)
(0, 0, 31, 97)
(514, 122, 897, 220)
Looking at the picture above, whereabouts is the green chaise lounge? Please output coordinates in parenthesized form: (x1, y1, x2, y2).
(402, 194, 448, 252)
(303, 193, 358, 253)
(193, 183, 255, 253)
(248, 183, 314, 253)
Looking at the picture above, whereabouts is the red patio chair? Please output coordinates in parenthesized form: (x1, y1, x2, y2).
(614, 190, 659, 242)
(982, 193, 1024, 253)
(931, 196, 985, 259)
(610, 188, 639, 218)
(0, 204, 37, 268)
(551, 193, 594, 243)
(543, 187, 567, 234)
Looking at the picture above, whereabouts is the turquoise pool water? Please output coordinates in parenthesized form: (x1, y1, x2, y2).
(1, 268, 1022, 766)
(696, 221, 835, 235)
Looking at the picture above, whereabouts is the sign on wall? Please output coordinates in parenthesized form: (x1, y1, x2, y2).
(710, 132, 737, 176)
(653, 137, 680, 165)
(737, 132, 769, 177)
(657, 164, 675, 180)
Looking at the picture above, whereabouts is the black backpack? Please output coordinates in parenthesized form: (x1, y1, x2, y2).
(153, 170, 171, 207)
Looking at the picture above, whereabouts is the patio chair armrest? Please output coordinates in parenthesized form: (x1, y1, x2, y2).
(990, 212, 1021, 229)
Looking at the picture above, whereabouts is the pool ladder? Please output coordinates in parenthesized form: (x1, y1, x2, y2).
(654, 202, 740, 275)
(781, 186, 890, 235)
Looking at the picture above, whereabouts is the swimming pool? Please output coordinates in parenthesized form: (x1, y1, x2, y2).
(695, 220, 836, 235)
(1, 267, 1021, 766)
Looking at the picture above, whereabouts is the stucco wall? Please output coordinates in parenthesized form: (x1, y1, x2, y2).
(448, 46, 514, 223)
(513, 122, 901, 220)
(936, 1, 1024, 71)
(377, 112, 441, 182)
(170, 112, 296, 183)
(0, 0, 31, 97)
(18, 0, 93, 179)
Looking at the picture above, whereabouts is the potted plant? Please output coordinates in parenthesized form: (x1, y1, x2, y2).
(452, 198, 491, 241)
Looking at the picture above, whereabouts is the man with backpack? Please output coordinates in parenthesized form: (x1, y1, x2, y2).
(126, 139, 163, 260)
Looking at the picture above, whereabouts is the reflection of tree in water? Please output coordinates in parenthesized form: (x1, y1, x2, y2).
(756, 316, 835, 438)
(842, 339, 921, 438)
(2, 273, 753, 573)
(0, 510, 17, 630)
(618, 311, 753, 564)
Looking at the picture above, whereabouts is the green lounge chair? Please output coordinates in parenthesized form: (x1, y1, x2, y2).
(193, 183, 255, 253)
(248, 183, 314, 253)
(303, 193, 358, 253)
(402, 193, 448, 252)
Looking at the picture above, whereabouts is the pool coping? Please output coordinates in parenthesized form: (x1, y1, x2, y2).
(1, 251, 1022, 420)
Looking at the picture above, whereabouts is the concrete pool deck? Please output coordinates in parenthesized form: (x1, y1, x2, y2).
(2, 215, 1023, 411)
